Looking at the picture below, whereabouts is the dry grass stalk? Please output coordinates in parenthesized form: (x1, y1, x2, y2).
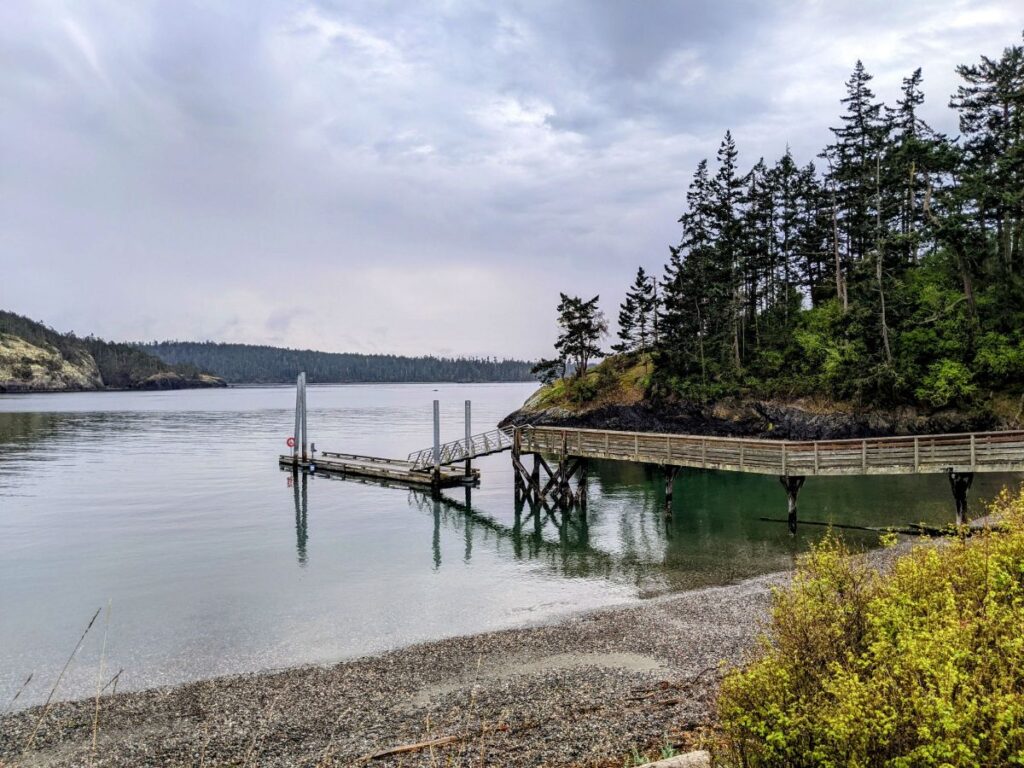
(23, 607, 101, 753)
(4, 673, 33, 714)
(90, 600, 112, 766)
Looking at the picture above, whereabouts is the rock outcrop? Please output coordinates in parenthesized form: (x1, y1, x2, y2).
(0, 333, 103, 392)
(501, 394, 1014, 441)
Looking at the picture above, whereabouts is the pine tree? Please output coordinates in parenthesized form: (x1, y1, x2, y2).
(711, 131, 746, 371)
(612, 293, 638, 353)
(950, 34, 1024, 276)
(554, 294, 607, 378)
(822, 61, 886, 287)
(660, 159, 725, 392)
(794, 162, 833, 306)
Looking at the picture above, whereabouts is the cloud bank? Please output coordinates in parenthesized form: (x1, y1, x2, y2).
(1, 0, 1018, 358)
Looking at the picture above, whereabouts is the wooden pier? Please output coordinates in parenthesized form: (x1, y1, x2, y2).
(276, 372, 1024, 527)
(512, 425, 1024, 529)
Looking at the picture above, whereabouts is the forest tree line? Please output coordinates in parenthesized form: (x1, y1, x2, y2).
(545, 32, 1024, 408)
(140, 341, 535, 384)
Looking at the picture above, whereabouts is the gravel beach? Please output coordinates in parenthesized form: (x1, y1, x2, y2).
(0, 570, 786, 767)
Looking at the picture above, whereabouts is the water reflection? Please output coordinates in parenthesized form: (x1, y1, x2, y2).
(290, 454, 1023, 598)
(291, 471, 308, 567)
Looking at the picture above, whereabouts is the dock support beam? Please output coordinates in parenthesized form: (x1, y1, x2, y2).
(664, 466, 679, 516)
(948, 470, 974, 526)
(432, 399, 441, 489)
(779, 475, 806, 534)
(509, 442, 586, 511)
(464, 400, 472, 477)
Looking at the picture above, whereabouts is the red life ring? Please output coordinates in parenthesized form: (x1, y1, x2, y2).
(286, 436, 296, 448)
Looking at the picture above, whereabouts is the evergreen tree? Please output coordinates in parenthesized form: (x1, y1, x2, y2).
(950, 34, 1024, 276)
(822, 61, 886, 283)
(612, 293, 638, 353)
(711, 131, 746, 371)
(554, 294, 607, 378)
(613, 267, 657, 353)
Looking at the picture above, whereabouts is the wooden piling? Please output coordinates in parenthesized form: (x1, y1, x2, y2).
(464, 400, 472, 477)
(664, 466, 679, 516)
(779, 475, 806, 534)
(432, 399, 441, 489)
(293, 373, 302, 465)
(948, 470, 974, 526)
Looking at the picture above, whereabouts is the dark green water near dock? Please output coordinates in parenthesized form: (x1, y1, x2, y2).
(0, 383, 1018, 707)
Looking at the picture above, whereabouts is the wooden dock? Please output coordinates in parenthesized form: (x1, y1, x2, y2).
(281, 377, 496, 489)
(280, 452, 475, 488)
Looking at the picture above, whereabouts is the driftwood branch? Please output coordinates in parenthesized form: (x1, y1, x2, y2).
(366, 734, 462, 760)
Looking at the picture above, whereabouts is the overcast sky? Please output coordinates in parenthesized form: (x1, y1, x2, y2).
(1, 1, 1019, 359)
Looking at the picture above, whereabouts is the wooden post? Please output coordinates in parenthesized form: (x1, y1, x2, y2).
(464, 400, 472, 477)
(531, 452, 541, 498)
(432, 399, 441, 488)
(577, 460, 588, 512)
(948, 470, 974, 526)
(300, 372, 308, 463)
(779, 475, 806, 535)
(293, 373, 302, 465)
(913, 436, 919, 471)
(664, 466, 679, 517)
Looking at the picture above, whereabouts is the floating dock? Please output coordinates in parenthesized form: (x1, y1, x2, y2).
(280, 451, 477, 488)
(281, 374, 487, 488)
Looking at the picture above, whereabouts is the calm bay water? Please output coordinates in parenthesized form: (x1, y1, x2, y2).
(1, 383, 1018, 707)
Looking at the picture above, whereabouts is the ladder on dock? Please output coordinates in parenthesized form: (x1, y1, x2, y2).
(407, 426, 515, 471)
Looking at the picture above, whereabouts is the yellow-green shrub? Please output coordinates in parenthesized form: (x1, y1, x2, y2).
(718, 487, 1024, 767)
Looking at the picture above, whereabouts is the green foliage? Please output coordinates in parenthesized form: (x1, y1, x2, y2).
(719, 487, 1024, 767)
(644, 31, 1024, 410)
(915, 359, 978, 407)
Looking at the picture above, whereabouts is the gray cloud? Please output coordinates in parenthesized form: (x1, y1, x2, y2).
(1, 0, 1019, 358)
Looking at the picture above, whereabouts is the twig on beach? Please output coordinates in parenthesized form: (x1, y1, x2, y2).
(4, 673, 33, 714)
(367, 735, 462, 761)
(628, 665, 719, 700)
(23, 607, 101, 752)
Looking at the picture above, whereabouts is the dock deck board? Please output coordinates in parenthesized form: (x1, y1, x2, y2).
(280, 453, 475, 488)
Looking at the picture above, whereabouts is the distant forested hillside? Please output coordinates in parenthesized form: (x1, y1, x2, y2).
(139, 341, 535, 384)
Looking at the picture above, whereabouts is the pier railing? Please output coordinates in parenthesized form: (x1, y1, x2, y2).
(408, 427, 515, 471)
(519, 426, 1024, 476)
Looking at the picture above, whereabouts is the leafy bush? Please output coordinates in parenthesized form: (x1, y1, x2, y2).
(718, 487, 1024, 767)
(915, 359, 978, 407)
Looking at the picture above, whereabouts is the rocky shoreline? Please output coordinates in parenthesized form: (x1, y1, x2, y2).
(0, 372, 227, 394)
(0, 572, 785, 767)
(500, 397, 1016, 441)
